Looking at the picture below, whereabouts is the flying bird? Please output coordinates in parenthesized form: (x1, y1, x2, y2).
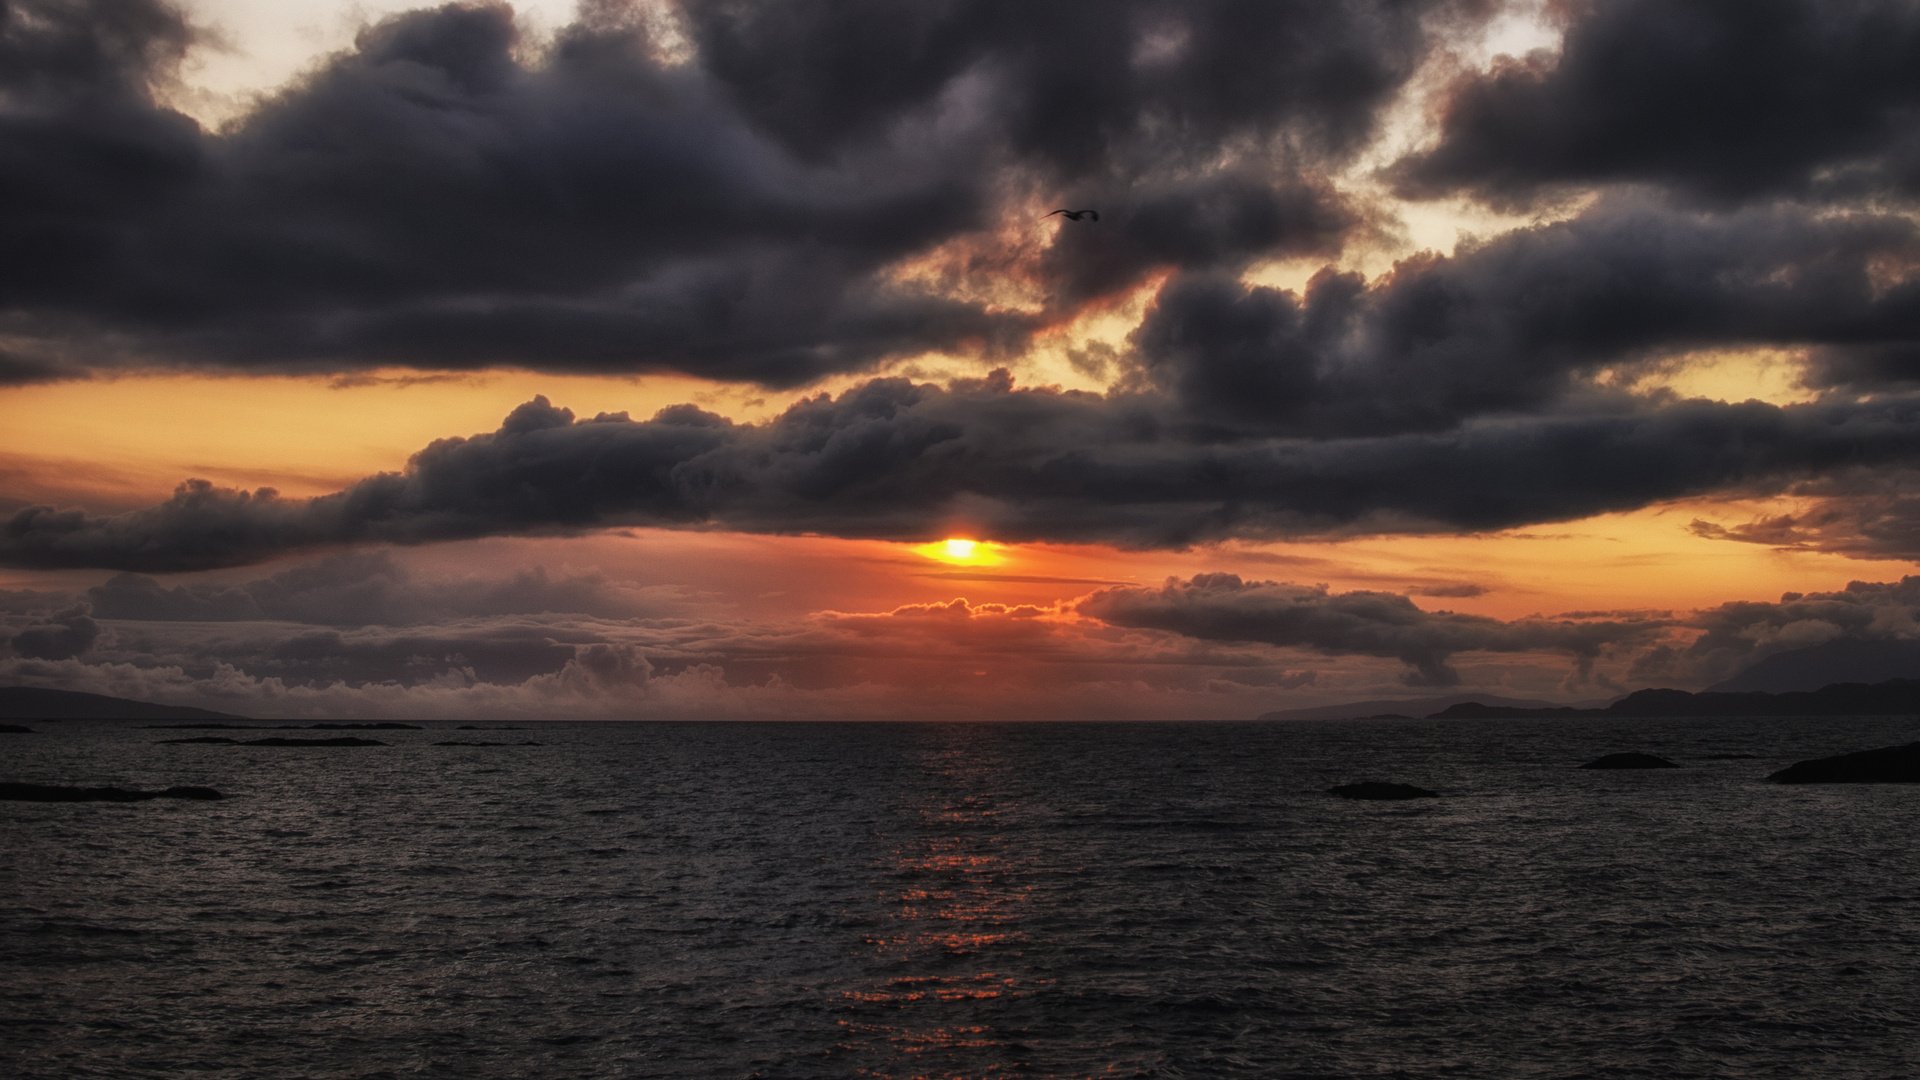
(1045, 209, 1099, 222)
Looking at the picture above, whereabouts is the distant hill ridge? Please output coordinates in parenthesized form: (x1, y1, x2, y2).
(1431, 679, 1920, 720)
(0, 687, 249, 722)
(1256, 692, 1593, 723)
(1708, 638, 1920, 694)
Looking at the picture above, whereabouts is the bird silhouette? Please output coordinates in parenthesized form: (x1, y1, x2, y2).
(1045, 209, 1099, 222)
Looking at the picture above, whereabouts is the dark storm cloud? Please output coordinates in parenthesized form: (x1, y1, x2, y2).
(682, 0, 1485, 174)
(1037, 170, 1357, 307)
(0, 0, 203, 322)
(1689, 469, 1920, 562)
(7, 603, 99, 660)
(1389, 0, 1920, 206)
(1133, 199, 1920, 435)
(0, 0, 1009, 383)
(1078, 573, 1662, 686)
(86, 550, 653, 624)
(1621, 576, 1920, 687)
(0, 0, 1484, 384)
(10, 374, 1920, 571)
(252, 627, 581, 687)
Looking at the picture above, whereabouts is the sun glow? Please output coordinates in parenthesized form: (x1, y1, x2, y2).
(916, 538, 1005, 567)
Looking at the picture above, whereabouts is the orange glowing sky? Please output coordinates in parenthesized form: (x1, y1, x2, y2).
(4, 0, 1918, 720)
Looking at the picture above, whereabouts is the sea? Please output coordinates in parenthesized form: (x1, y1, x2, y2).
(4, 715, 1919, 1079)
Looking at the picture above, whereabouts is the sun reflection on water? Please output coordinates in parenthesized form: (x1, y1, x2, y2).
(829, 735, 1065, 1079)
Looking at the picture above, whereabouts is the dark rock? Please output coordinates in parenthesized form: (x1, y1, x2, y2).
(1768, 742, 1920, 784)
(1329, 782, 1439, 800)
(0, 782, 225, 802)
(0, 723, 35, 733)
(158, 736, 386, 747)
(157, 786, 224, 800)
(148, 721, 419, 730)
(1579, 752, 1680, 770)
(242, 737, 387, 747)
(433, 740, 544, 747)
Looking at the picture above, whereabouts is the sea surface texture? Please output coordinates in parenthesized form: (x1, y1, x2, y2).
(4, 717, 1919, 1079)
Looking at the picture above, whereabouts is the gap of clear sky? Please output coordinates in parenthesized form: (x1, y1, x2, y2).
(3, 0, 1919, 719)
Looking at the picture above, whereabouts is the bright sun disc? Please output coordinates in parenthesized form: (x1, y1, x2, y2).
(913, 537, 1004, 566)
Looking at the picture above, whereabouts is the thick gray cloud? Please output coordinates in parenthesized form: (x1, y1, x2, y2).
(0, 0, 1018, 384)
(683, 0, 1486, 175)
(0, 0, 1485, 384)
(1390, 0, 1920, 206)
(86, 550, 654, 624)
(8, 603, 99, 660)
(1689, 470, 1920, 562)
(1623, 576, 1920, 688)
(1078, 573, 1663, 686)
(10, 378, 1920, 571)
(1133, 199, 1920, 435)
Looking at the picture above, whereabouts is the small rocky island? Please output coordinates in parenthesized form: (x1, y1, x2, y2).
(1, 782, 224, 802)
(1579, 752, 1679, 769)
(1768, 742, 1920, 784)
(157, 736, 387, 747)
(1328, 782, 1439, 800)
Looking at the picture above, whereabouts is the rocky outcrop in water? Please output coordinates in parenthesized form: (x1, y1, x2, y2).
(1329, 782, 1439, 800)
(1579, 752, 1679, 769)
(157, 736, 387, 747)
(433, 740, 544, 746)
(1767, 742, 1920, 784)
(0, 782, 223, 802)
(145, 722, 420, 730)
(0, 723, 35, 733)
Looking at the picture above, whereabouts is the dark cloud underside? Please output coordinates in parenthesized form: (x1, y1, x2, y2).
(0, 0, 1483, 384)
(1390, 0, 1920, 206)
(1079, 573, 1661, 686)
(7, 377, 1920, 571)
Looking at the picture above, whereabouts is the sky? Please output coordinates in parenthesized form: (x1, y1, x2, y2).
(3, 0, 1920, 720)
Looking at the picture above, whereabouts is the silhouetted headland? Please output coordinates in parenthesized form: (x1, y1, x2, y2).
(1329, 781, 1439, 800)
(1430, 679, 1920, 720)
(0, 782, 223, 802)
(1258, 693, 1577, 722)
(0, 686, 246, 722)
(1768, 742, 1920, 784)
(0, 723, 34, 734)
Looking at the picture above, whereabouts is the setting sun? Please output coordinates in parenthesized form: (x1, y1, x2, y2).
(915, 538, 1004, 567)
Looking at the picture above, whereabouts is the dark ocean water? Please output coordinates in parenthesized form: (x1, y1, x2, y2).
(4, 716, 1920, 1079)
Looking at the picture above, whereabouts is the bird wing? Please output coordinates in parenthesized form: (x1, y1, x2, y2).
(1045, 209, 1069, 218)
(1085, 210, 1099, 221)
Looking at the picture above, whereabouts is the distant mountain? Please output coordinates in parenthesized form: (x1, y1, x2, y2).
(1257, 693, 1582, 723)
(1432, 679, 1920, 720)
(1709, 638, 1920, 694)
(0, 687, 249, 722)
